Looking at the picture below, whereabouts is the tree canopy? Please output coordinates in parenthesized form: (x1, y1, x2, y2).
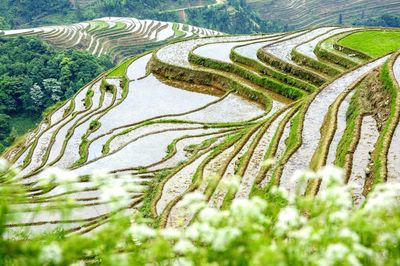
(0, 36, 113, 152)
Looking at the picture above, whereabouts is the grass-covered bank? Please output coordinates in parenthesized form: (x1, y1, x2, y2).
(339, 30, 400, 58)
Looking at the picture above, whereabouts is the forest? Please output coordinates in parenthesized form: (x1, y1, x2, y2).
(0, 36, 112, 151)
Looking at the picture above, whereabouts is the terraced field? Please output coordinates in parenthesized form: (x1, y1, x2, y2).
(3, 25, 400, 235)
(0, 17, 222, 63)
(248, 0, 400, 29)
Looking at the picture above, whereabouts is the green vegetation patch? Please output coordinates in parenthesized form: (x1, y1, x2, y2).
(339, 30, 400, 58)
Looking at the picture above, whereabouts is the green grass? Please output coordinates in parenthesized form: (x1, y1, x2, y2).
(107, 57, 136, 77)
(10, 114, 41, 135)
(339, 30, 400, 58)
(172, 23, 186, 38)
(0, 114, 41, 153)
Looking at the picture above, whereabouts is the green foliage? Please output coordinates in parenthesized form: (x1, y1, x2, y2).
(230, 48, 317, 93)
(314, 41, 359, 69)
(0, 0, 71, 27)
(291, 48, 342, 78)
(172, 23, 186, 38)
(108, 57, 136, 78)
(189, 52, 306, 99)
(257, 49, 326, 87)
(334, 90, 361, 167)
(89, 120, 101, 132)
(338, 30, 400, 58)
(84, 89, 94, 109)
(353, 14, 400, 28)
(0, 16, 10, 29)
(0, 36, 113, 151)
(373, 61, 398, 183)
(1, 163, 400, 265)
(0, 113, 11, 140)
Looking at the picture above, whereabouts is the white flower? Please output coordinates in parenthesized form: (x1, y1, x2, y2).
(288, 226, 312, 241)
(127, 184, 148, 193)
(197, 222, 217, 243)
(91, 169, 111, 185)
(100, 183, 130, 208)
(109, 253, 129, 266)
(250, 196, 268, 211)
(353, 243, 374, 256)
(347, 254, 362, 266)
(317, 165, 344, 187)
(198, 207, 222, 224)
(178, 192, 206, 214)
(339, 228, 360, 243)
(212, 227, 241, 251)
(319, 186, 353, 209)
(39, 242, 63, 264)
(38, 167, 79, 187)
(0, 158, 9, 172)
(130, 223, 156, 242)
(160, 228, 182, 240)
(231, 198, 266, 224)
(291, 169, 316, 193)
(329, 210, 350, 223)
(364, 183, 400, 212)
(221, 175, 241, 191)
(291, 169, 316, 185)
(270, 186, 295, 203)
(324, 243, 349, 261)
(173, 239, 197, 254)
(179, 192, 205, 206)
(275, 206, 305, 235)
(185, 223, 201, 241)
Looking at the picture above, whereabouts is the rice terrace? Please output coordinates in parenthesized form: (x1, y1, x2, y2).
(0, 1, 400, 265)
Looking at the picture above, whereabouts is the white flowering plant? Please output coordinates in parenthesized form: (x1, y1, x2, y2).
(0, 162, 399, 266)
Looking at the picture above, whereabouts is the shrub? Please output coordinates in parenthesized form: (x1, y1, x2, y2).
(1, 161, 400, 265)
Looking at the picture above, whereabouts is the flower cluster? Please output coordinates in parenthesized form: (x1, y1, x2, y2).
(2, 163, 400, 265)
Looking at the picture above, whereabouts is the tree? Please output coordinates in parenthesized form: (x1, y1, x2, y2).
(338, 14, 343, 25)
(0, 113, 11, 140)
(0, 16, 10, 29)
(29, 84, 44, 112)
(43, 78, 63, 103)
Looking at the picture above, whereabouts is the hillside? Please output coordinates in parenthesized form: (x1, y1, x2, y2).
(0, 17, 222, 63)
(3, 25, 400, 236)
(0, 0, 284, 34)
(248, 0, 400, 29)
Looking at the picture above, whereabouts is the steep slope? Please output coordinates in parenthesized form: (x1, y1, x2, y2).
(248, 0, 400, 29)
(3, 25, 400, 235)
(1, 17, 222, 63)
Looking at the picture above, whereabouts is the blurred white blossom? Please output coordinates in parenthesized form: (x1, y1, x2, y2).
(0, 158, 9, 172)
(317, 165, 344, 187)
(364, 183, 400, 212)
(275, 206, 306, 235)
(39, 242, 63, 265)
(221, 175, 241, 191)
(130, 223, 156, 243)
(38, 167, 78, 186)
(173, 239, 196, 254)
(178, 192, 206, 214)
